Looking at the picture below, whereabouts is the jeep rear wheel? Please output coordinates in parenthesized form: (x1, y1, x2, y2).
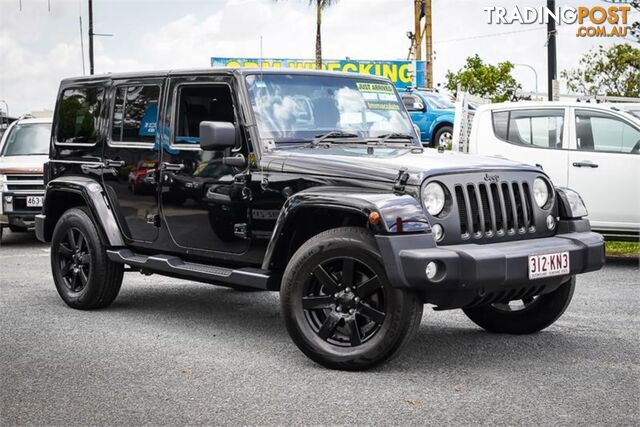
(51, 207, 124, 310)
(462, 277, 575, 334)
(280, 227, 423, 371)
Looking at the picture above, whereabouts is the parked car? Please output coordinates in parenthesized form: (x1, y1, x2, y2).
(0, 116, 51, 241)
(36, 69, 604, 370)
(401, 89, 455, 146)
(128, 160, 157, 195)
(468, 102, 640, 240)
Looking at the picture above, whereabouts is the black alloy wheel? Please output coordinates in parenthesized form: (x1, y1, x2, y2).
(302, 257, 387, 347)
(51, 207, 124, 310)
(281, 227, 423, 371)
(57, 227, 92, 293)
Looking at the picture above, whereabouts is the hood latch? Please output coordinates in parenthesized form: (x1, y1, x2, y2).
(393, 168, 410, 194)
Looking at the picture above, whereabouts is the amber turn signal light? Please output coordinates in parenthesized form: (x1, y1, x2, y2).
(368, 211, 381, 225)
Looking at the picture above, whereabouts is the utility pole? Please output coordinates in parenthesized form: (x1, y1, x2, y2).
(88, 0, 94, 75)
(412, 0, 433, 88)
(547, 0, 557, 101)
(413, 0, 422, 61)
(424, 0, 433, 88)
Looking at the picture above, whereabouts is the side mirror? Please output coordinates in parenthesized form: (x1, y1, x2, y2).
(199, 121, 236, 151)
(406, 101, 425, 112)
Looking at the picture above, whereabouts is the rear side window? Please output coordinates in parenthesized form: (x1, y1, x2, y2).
(56, 87, 104, 144)
(575, 109, 640, 153)
(492, 109, 564, 149)
(111, 85, 160, 144)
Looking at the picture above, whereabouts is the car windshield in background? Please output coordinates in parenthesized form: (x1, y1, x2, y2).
(244, 74, 415, 144)
(423, 92, 455, 109)
(1, 123, 51, 156)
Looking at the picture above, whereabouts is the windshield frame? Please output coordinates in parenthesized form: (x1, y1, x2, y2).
(0, 122, 52, 157)
(241, 71, 420, 151)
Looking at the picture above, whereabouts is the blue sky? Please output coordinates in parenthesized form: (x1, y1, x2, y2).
(0, 0, 634, 115)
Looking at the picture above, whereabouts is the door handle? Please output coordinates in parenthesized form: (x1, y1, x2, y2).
(572, 161, 599, 168)
(104, 159, 125, 168)
(160, 162, 185, 172)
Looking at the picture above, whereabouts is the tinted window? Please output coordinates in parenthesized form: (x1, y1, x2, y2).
(56, 87, 104, 144)
(401, 95, 421, 109)
(1, 123, 51, 156)
(492, 110, 564, 149)
(575, 110, 640, 153)
(111, 85, 160, 143)
(175, 85, 235, 144)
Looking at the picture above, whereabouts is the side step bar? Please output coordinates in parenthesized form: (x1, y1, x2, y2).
(106, 249, 280, 291)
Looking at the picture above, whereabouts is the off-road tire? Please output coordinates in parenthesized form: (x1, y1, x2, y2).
(462, 277, 575, 334)
(280, 227, 423, 371)
(51, 207, 124, 310)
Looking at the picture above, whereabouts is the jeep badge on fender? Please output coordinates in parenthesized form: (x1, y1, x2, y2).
(36, 68, 605, 370)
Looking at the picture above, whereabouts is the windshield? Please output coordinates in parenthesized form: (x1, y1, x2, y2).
(1, 123, 51, 156)
(423, 92, 455, 109)
(245, 74, 415, 144)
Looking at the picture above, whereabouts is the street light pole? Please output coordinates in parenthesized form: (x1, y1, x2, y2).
(513, 63, 539, 94)
(88, 0, 94, 75)
(547, 0, 557, 101)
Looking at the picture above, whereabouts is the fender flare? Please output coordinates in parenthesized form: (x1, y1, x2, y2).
(261, 186, 430, 270)
(429, 116, 454, 140)
(41, 176, 124, 246)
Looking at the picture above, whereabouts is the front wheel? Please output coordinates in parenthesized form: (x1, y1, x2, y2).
(434, 125, 453, 148)
(280, 227, 423, 371)
(51, 207, 124, 310)
(462, 277, 575, 334)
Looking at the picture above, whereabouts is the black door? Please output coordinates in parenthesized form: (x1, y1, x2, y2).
(160, 76, 251, 255)
(102, 79, 163, 243)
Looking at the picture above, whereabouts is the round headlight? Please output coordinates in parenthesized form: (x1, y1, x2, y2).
(533, 178, 549, 208)
(423, 182, 446, 216)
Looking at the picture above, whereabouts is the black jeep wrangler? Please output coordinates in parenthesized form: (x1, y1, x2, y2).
(36, 69, 605, 370)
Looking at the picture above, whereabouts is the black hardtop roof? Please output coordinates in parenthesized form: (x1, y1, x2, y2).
(60, 67, 393, 86)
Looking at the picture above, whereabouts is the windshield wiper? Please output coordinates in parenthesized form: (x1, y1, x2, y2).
(373, 133, 416, 144)
(311, 131, 361, 147)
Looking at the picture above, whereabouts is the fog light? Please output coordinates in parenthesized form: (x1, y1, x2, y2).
(3, 195, 12, 203)
(546, 215, 556, 230)
(426, 261, 438, 280)
(432, 223, 444, 242)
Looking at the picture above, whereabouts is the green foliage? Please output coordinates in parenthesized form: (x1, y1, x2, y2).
(561, 44, 640, 97)
(445, 55, 520, 103)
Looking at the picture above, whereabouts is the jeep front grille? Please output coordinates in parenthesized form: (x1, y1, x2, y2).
(454, 181, 535, 240)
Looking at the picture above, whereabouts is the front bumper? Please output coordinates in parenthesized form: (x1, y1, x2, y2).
(1, 190, 44, 228)
(376, 219, 605, 309)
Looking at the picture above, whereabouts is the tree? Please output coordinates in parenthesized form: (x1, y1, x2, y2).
(561, 44, 640, 98)
(276, 1, 337, 68)
(445, 55, 520, 102)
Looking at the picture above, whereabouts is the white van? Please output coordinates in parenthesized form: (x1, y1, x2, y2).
(469, 102, 640, 239)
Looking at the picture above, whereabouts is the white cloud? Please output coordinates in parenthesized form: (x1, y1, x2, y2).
(0, 0, 633, 115)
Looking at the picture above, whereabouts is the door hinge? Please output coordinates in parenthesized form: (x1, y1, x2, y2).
(146, 214, 161, 227)
(234, 223, 249, 239)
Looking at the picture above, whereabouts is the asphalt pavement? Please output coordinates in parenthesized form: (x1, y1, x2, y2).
(1, 229, 638, 426)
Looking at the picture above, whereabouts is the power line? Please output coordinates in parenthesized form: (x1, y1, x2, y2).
(434, 27, 545, 44)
